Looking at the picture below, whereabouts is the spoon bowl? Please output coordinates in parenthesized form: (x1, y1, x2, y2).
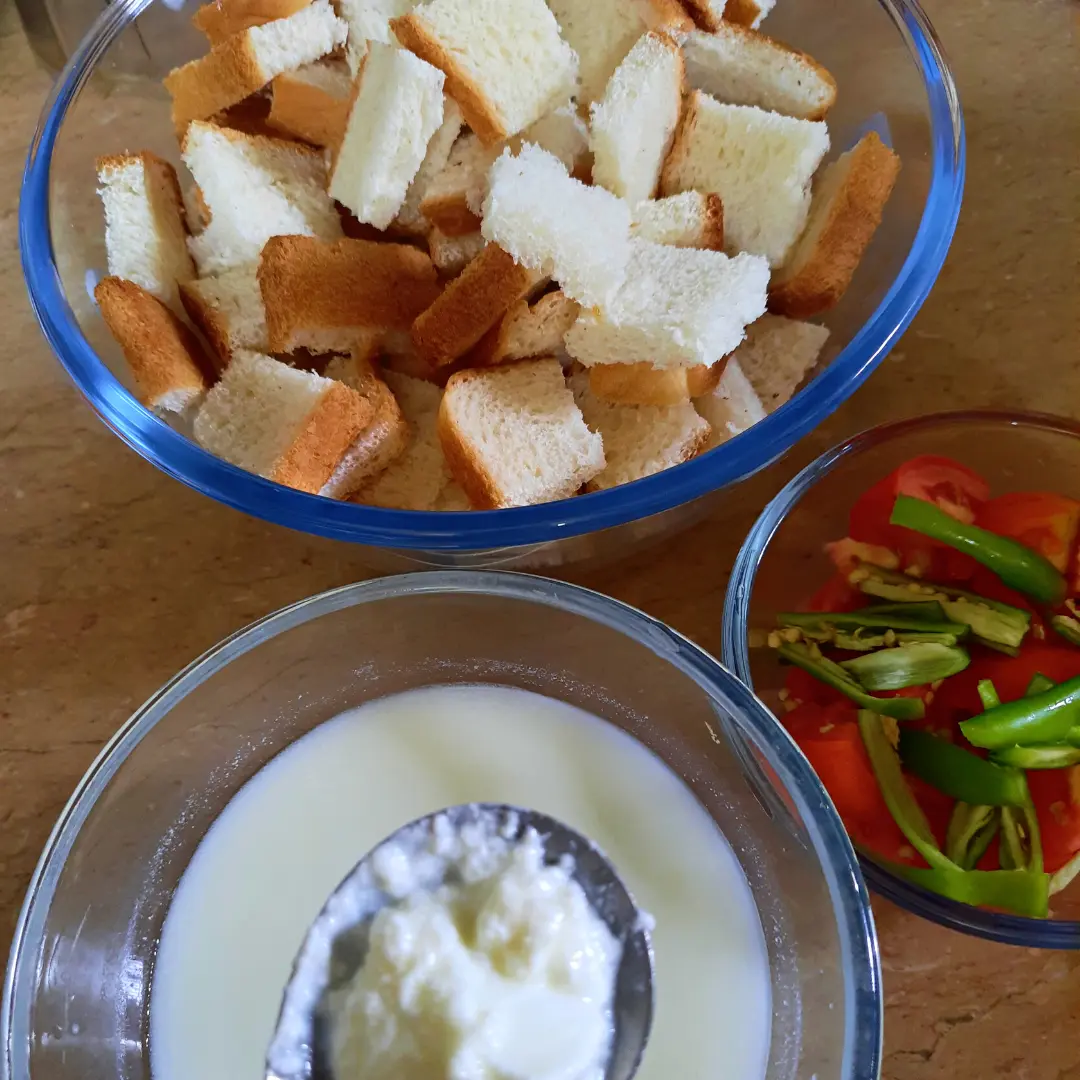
(265, 803, 655, 1080)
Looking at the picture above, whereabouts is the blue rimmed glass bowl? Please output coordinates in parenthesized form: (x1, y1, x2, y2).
(21, 0, 963, 568)
(723, 411, 1080, 949)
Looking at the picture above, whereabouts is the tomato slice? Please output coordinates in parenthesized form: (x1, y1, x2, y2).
(975, 491, 1080, 574)
(849, 456, 989, 582)
(804, 572, 865, 614)
(1028, 767, 1080, 874)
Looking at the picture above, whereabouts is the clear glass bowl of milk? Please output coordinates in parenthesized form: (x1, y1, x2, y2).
(1, 572, 882, 1080)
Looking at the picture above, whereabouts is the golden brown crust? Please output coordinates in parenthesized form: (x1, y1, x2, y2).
(417, 190, 483, 237)
(192, 0, 311, 45)
(769, 131, 901, 318)
(587, 358, 726, 406)
(270, 380, 374, 493)
(466, 291, 578, 368)
(702, 192, 725, 249)
(258, 235, 442, 353)
(178, 281, 232, 372)
(411, 246, 539, 368)
(436, 373, 503, 509)
(644, 0, 695, 32)
(267, 70, 351, 149)
(94, 277, 212, 410)
(466, 299, 529, 369)
(391, 12, 506, 145)
(677, 0, 723, 31)
(722, 0, 762, 27)
(165, 32, 270, 132)
(658, 89, 704, 196)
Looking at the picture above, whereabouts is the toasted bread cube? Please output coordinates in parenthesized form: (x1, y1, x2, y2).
(694, 356, 767, 447)
(165, 0, 347, 131)
(419, 133, 498, 236)
(183, 122, 342, 274)
(192, 0, 313, 45)
(660, 92, 829, 266)
(95, 277, 211, 416)
(96, 152, 195, 310)
(328, 42, 446, 229)
(193, 351, 374, 492)
(257, 234, 442, 354)
(427, 227, 487, 277)
(481, 144, 632, 308)
(467, 291, 580, 368)
(682, 25, 837, 121)
(267, 59, 353, 148)
(770, 131, 901, 318)
(590, 32, 684, 206)
(570, 371, 710, 490)
(727, 313, 830, 410)
(724, 0, 776, 30)
(632, 192, 724, 250)
(678, 0, 724, 32)
(439, 358, 605, 508)
(393, 97, 465, 236)
(179, 264, 268, 370)
(547, 0, 691, 105)
(564, 239, 768, 369)
(516, 106, 592, 180)
(337, 0, 420, 71)
(391, 0, 578, 144)
(587, 358, 725, 406)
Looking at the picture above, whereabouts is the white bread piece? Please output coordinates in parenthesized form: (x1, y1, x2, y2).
(428, 227, 487, 277)
(660, 92, 830, 266)
(467, 291, 581, 367)
(678, 0, 725, 32)
(182, 182, 211, 234)
(570, 371, 710, 490)
(439, 358, 605, 508)
(682, 25, 836, 121)
(391, 0, 578, 144)
(164, 0, 348, 131)
(351, 370, 454, 509)
(328, 42, 446, 230)
(183, 121, 342, 274)
(193, 350, 374, 493)
(179, 264, 268, 369)
(419, 132, 498, 236)
(481, 144, 632, 308)
(267, 59, 353, 148)
(96, 152, 195, 311)
(95, 277, 211, 416)
(336, 0, 419, 72)
(192, 0, 312, 45)
(724, 0, 776, 30)
(587, 358, 723, 406)
(770, 131, 901, 318)
(631, 191, 723, 249)
(434, 481, 471, 510)
(393, 97, 465, 236)
(547, 0, 692, 105)
(258, 234, 442, 353)
(564, 239, 768, 369)
(693, 356, 766, 446)
(320, 353, 411, 497)
(590, 32, 684, 206)
(515, 106, 591, 181)
(729, 313, 830, 410)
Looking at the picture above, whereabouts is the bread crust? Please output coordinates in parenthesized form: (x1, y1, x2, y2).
(95, 277, 212, 411)
(658, 88, 703, 196)
(723, 0, 763, 27)
(587, 358, 726, 406)
(391, 12, 507, 145)
(267, 70, 351, 148)
(192, 0, 311, 45)
(678, 0, 723, 32)
(165, 33, 270, 132)
(467, 290, 578, 367)
(179, 281, 232, 371)
(412, 245, 540, 367)
(769, 131, 900, 318)
(436, 372, 504, 508)
(701, 192, 725, 249)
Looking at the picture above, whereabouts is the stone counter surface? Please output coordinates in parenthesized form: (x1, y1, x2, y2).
(1, 1, 1078, 1075)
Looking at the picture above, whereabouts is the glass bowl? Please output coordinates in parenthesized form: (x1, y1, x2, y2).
(2, 572, 881, 1080)
(723, 411, 1080, 948)
(20, 0, 963, 568)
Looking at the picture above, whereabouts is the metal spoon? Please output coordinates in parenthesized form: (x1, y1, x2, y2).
(265, 803, 654, 1080)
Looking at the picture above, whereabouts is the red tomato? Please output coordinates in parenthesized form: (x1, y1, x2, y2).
(849, 456, 989, 581)
(804, 573, 865, 613)
(1028, 767, 1080, 874)
(784, 665, 847, 707)
(975, 492, 1080, 574)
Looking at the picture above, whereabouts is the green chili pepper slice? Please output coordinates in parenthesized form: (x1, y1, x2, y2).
(840, 642, 969, 691)
(1000, 804, 1043, 874)
(944, 803, 1000, 870)
(1026, 672, 1056, 696)
(959, 674, 1080, 749)
(1051, 614, 1080, 647)
(856, 710, 957, 870)
(899, 729, 1028, 806)
(882, 862, 1050, 918)
(776, 643, 925, 720)
(777, 609, 968, 636)
(990, 744, 1080, 769)
(832, 631, 960, 652)
(977, 679, 1001, 710)
(890, 495, 1067, 605)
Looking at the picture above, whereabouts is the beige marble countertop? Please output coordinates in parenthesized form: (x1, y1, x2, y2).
(1, 1, 1079, 1075)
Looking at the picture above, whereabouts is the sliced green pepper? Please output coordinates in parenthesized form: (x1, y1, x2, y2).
(960, 674, 1080, 749)
(856, 710, 957, 870)
(899, 729, 1028, 806)
(1026, 672, 1056, 696)
(840, 642, 969, 691)
(1000, 804, 1043, 874)
(862, 601, 954, 623)
(944, 803, 1000, 870)
(990, 744, 1080, 769)
(778, 609, 969, 636)
(977, 679, 1001, 710)
(890, 495, 1067, 605)
(833, 630, 961, 652)
(776, 643, 925, 720)
(883, 862, 1050, 918)
(1051, 614, 1080, 647)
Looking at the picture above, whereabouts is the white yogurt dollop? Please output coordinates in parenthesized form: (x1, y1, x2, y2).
(332, 819, 620, 1080)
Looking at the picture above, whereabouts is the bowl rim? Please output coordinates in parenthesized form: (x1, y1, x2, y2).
(722, 408, 1080, 949)
(19, 0, 963, 551)
(2, 570, 882, 1080)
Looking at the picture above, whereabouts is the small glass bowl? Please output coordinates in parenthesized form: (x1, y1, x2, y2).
(723, 410, 1080, 948)
(2, 572, 880, 1080)
(19, 0, 963, 567)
